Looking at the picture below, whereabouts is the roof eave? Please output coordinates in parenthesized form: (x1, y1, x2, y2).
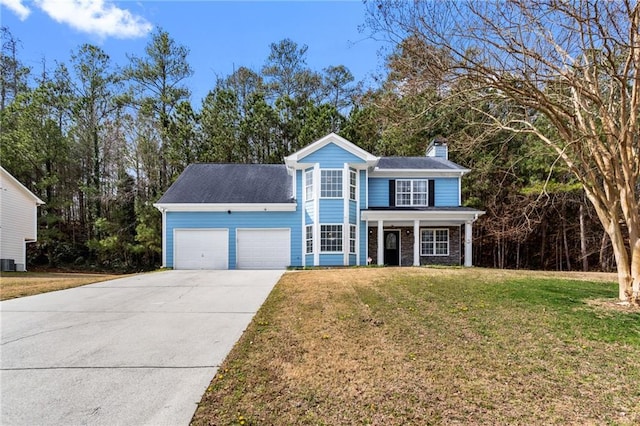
(154, 203, 297, 212)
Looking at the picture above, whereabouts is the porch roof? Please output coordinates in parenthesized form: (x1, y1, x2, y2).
(361, 207, 485, 224)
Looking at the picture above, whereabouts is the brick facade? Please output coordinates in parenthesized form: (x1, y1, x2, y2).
(367, 225, 461, 266)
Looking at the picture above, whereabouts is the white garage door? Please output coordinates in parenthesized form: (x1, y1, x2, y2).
(174, 229, 228, 270)
(237, 229, 290, 269)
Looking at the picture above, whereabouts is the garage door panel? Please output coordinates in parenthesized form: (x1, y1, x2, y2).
(174, 229, 228, 270)
(237, 229, 290, 269)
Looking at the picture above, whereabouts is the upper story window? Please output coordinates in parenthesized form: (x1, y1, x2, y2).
(349, 169, 357, 201)
(305, 169, 314, 200)
(321, 170, 342, 198)
(396, 179, 428, 206)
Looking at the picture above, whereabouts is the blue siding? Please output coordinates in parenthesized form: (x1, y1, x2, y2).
(319, 254, 344, 266)
(300, 142, 366, 167)
(305, 253, 314, 267)
(349, 254, 357, 266)
(434, 178, 459, 206)
(368, 177, 460, 207)
(359, 220, 367, 265)
(166, 210, 301, 269)
(360, 170, 367, 208)
(304, 201, 314, 225)
(319, 199, 343, 222)
(349, 201, 357, 224)
(368, 178, 390, 207)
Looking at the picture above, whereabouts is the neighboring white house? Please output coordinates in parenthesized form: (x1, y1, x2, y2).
(0, 167, 44, 272)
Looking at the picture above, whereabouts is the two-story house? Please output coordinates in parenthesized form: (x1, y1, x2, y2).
(154, 133, 484, 269)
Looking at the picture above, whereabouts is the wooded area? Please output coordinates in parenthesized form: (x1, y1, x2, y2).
(1, 0, 637, 303)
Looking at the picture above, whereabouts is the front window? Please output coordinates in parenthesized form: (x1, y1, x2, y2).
(349, 169, 357, 201)
(320, 224, 342, 252)
(421, 229, 449, 256)
(321, 170, 342, 198)
(305, 169, 313, 200)
(349, 225, 356, 254)
(397, 179, 428, 206)
(305, 225, 313, 254)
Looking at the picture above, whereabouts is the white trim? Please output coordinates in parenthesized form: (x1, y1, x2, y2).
(362, 209, 485, 223)
(343, 164, 349, 265)
(300, 169, 306, 264)
(356, 170, 361, 265)
(370, 169, 469, 178)
(377, 221, 384, 266)
(420, 228, 450, 256)
(161, 209, 167, 267)
(349, 224, 357, 255)
(458, 177, 462, 206)
(284, 133, 378, 169)
(313, 164, 320, 265)
(464, 221, 473, 267)
(153, 203, 297, 212)
(413, 220, 420, 266)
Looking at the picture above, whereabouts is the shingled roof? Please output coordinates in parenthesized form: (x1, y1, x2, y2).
(376, 157, 467, 170)
(157, 164, 294, 204)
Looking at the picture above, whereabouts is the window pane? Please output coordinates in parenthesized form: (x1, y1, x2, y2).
(349, 170, 357, 201)
(413, 193, 427, 205)
(349, 225, 356, 254)
(321, 225, 342, 252)
(306, 225, 313, 254)
(305, 170, 313, 200)
(321, 170, 342, 198)
(413, 180, 427, 192)
(421, 230, 434, 255)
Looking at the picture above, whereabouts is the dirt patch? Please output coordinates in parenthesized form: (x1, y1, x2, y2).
(586, 298, 640, 313)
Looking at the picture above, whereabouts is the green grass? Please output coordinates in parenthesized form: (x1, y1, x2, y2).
(191, 268, 640, 425)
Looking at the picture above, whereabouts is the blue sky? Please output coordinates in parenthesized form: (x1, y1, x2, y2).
(0, 0, 389, 104)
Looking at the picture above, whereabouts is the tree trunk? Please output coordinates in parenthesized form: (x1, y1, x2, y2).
(579, 203, 588, 272)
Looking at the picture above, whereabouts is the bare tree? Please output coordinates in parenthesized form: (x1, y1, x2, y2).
(367, 0, 640, 304)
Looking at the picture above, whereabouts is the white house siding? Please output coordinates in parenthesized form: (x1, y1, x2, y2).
(0, 169, 42, 271)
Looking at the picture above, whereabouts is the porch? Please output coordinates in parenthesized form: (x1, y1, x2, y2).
(361, 208, 484, 267)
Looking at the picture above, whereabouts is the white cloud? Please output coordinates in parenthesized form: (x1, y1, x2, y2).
(35, 0, 152, 39)
(0, 0, 31, 20)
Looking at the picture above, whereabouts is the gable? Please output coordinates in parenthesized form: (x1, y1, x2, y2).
(298, 142, 367, 168)
(285, 133, 378, 169)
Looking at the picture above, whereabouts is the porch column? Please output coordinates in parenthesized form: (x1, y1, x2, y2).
(464, 221, 473, 267)
(377, 220, 384, 265)
(413, 219, 420, 266)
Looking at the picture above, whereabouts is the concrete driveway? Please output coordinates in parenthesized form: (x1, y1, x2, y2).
(0, 270, 284, 426)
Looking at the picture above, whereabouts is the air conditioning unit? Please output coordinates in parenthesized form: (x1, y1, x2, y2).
(0, 259, 16, 272)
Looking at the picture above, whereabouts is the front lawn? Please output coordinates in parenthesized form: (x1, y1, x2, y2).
(0, 272, 125, 300)
(192, 268, 640, 425)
